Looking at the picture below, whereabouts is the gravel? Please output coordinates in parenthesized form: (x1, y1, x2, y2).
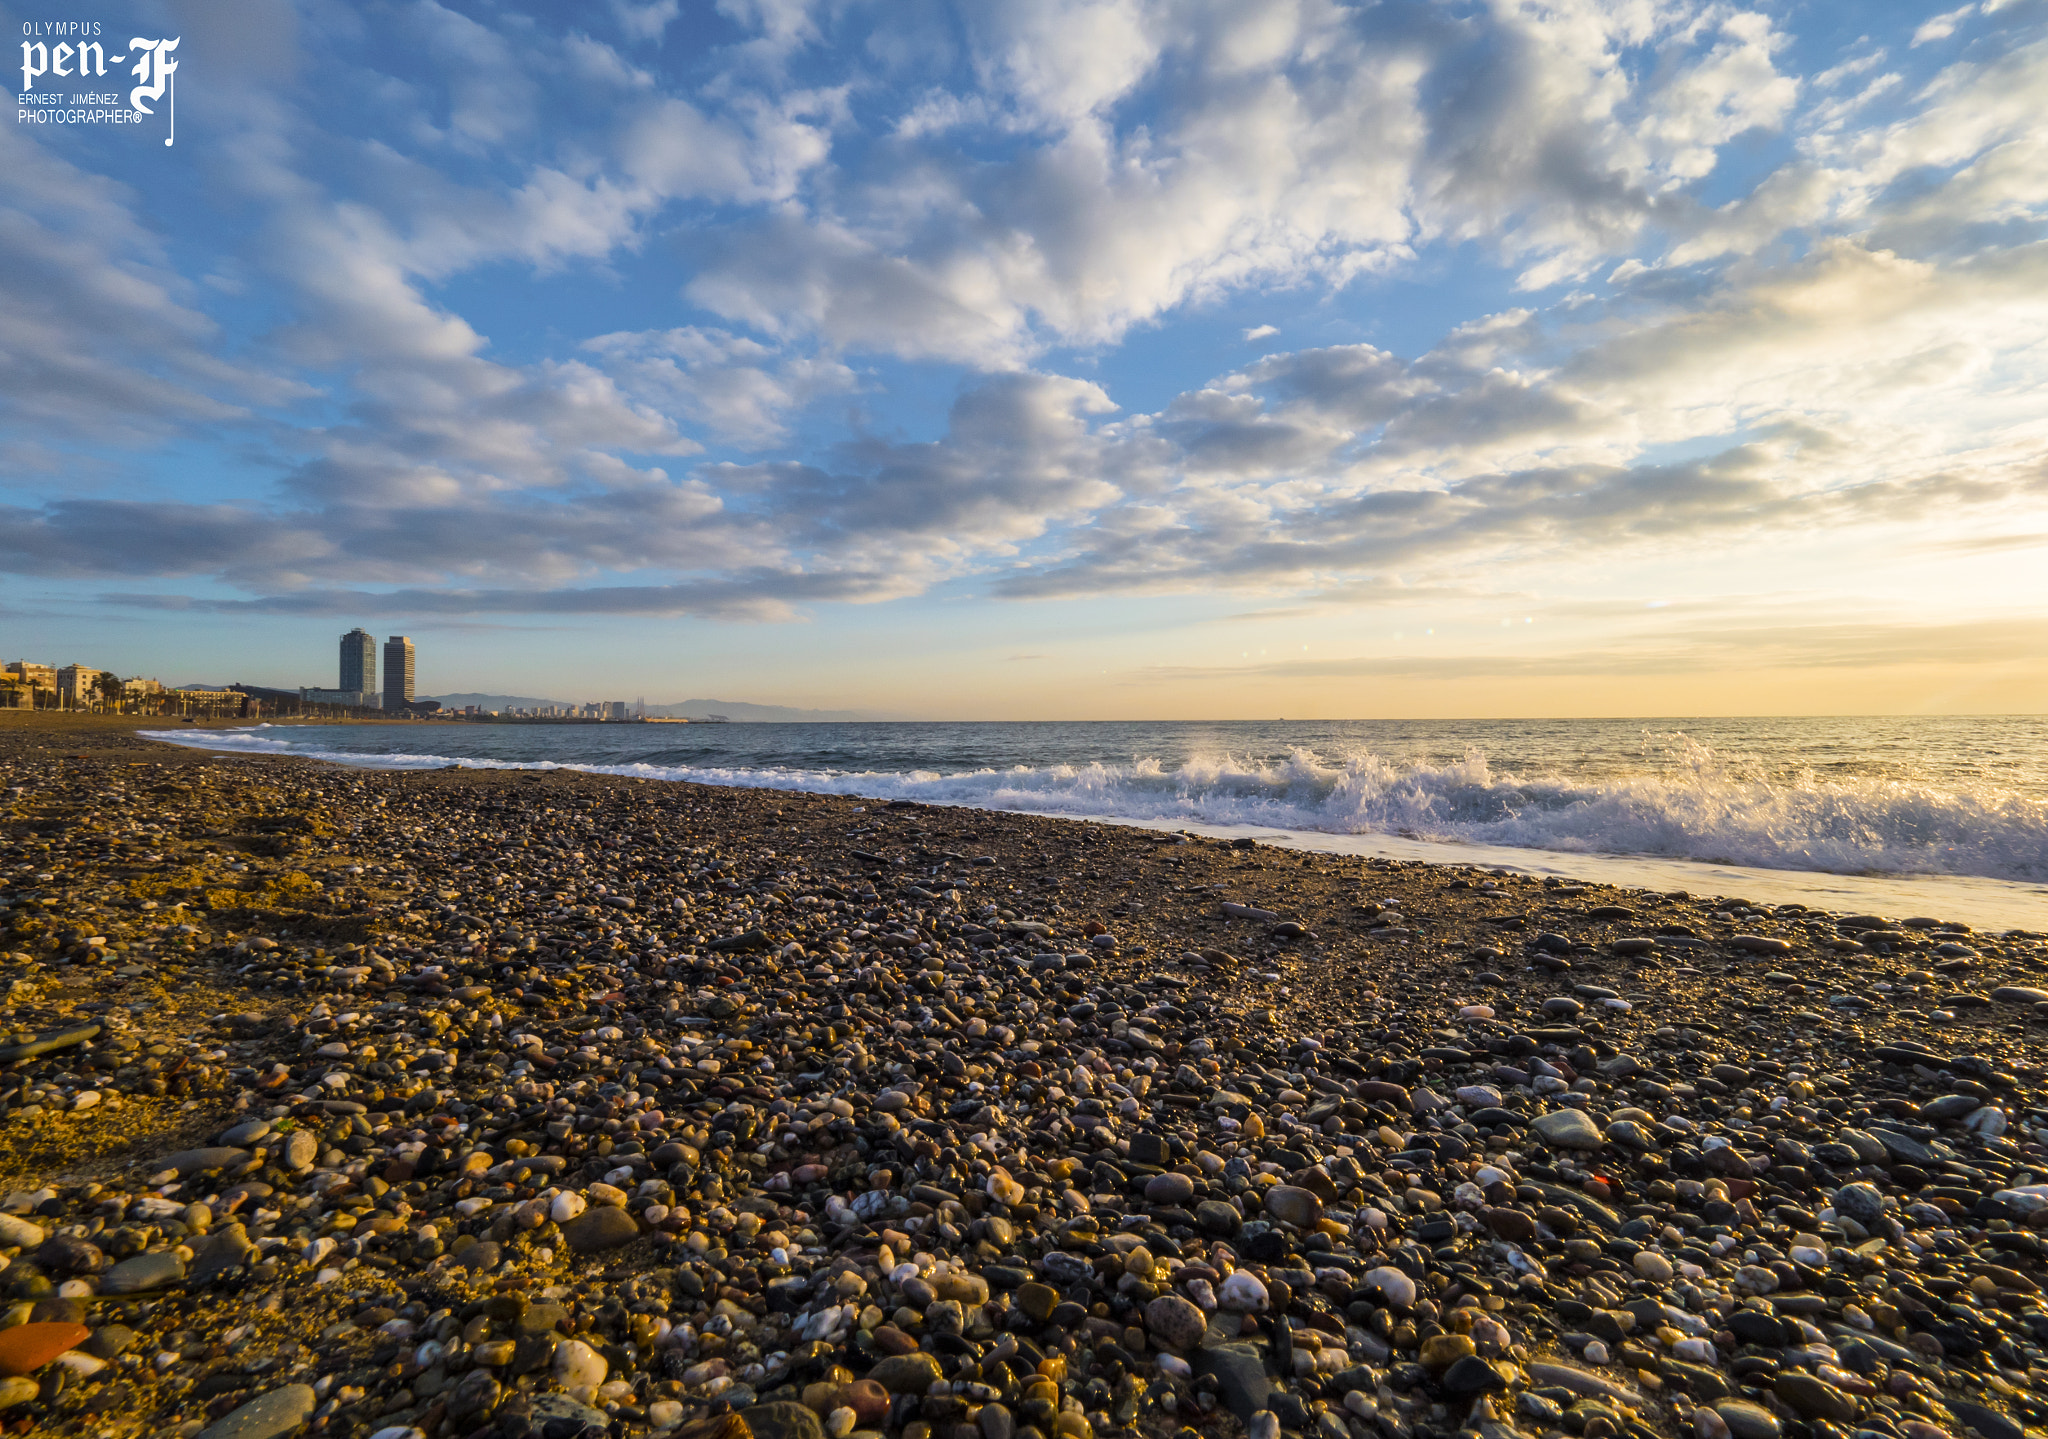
(0, 726, 2042, 1439)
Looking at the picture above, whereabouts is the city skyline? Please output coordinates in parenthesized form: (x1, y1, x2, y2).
(1, 1, 2044, 719)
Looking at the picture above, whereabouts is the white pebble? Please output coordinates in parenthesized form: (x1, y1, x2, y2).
(1634, 1249, 1674, 1281)
(1363, 1266, 1415, 1309)
(552, 1337, 608, 1391)
(1218, 1270, 1269, 1312)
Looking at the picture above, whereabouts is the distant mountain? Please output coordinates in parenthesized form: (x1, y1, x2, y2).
(653, 699, 889, 722)
(424, 693, 566, 710)
(422, 693, 890, 722)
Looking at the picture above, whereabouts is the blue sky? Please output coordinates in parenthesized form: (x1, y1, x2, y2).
(3, 0, 2046, 717)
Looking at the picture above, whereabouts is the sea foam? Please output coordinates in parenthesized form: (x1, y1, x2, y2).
(142, 727, 2048, 884)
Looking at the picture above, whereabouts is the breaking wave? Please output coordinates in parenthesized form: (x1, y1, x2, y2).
(141, 726, 2048, 884)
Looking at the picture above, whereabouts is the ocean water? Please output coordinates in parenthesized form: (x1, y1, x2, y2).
(141, 716, 2048, 929)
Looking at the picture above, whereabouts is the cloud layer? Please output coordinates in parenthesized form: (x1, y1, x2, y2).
(1, 0, 2044, 652)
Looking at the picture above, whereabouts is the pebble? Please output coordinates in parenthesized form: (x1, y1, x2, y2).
(0, 1322, 88, 1376)
(561, 1203, 639, 1252)
(99, 1249, 185, 1293)
(0, 740, 2044, 1439)
(1144, 1293, 1207, 1349)
(194, 1384, 317, 1439)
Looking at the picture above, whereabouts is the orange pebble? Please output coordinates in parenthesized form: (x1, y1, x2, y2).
(0, 1322, 89, 1377)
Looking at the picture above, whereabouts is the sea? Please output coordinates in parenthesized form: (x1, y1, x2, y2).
(141, 716, 2048, 931)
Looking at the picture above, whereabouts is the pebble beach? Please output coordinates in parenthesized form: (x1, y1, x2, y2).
(0, 716, 2045, 1439)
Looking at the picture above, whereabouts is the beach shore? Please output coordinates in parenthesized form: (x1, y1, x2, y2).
(0, 713, 2042, 1439)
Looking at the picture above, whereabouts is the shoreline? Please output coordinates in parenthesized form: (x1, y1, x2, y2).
(132, 715, 2048, 935)
(0, 714, 2044, 1438)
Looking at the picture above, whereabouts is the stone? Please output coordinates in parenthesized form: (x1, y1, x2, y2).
(1144, 1172, 1195, 1205)
(834, 1379, 889, 1423)
(1441, 1355, 1507, 1397)
(1143, 1295, 1206, 1349)
(1532, 1109, 1604, 1151)
(84, 1325, 137, 1360)
(0, 1215, 45, 1250)
(1951, 1404, 2023, 1439)
(1772, 1373, 1858, 1424)
(562, 1204, 639, 1253)
(1195, 1343, 1274, 1423)
(453, 1239, 501, 1272)
(446, 1369, 501, 1423)
(1714, 1402, 1782, 1439)
(1992, 986, 2048, 1005)
(188, 1223, 254, 1285)
(219, 1120, 272, 1147)
(869, 1352, 944, 1394)
(1834, 1183, 1885, 1227)
(529, 1392, 612, 1434)
(1195, 1200, 1241, 1235)
(1633, 1249, 1674, 1282)
(194, 1384, 318, 1439)
(159, 1147, 249, 1178)
(1262, 1184, 1322, 1227)
(1483, 1207, 1535, 1241)
(0, 1322, 88, 1376)
(1218, 1270, 1269, 1311)
(979, 1401, 1016, 1439)
(1420, 1333, 1476, 1374)
(1728, 1310, 1785, 1347)
(282, 1130, 318, 1171)
(1016, 1282, 1059, 1321)
(1363, 1266, 1416, 1309)
(1523, 1363, 1641, 1405)
(551, 1338, 608, 1390)
(1128, 1132, 1169, 1165)
(0, 1378, 35, 1413)
(748, 1402, 826, 1439)
(100, 1249, 185, 1293)
(1922, 1095, 1978, 1122)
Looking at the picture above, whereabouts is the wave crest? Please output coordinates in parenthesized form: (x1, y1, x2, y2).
(139, 728, 2048, 883)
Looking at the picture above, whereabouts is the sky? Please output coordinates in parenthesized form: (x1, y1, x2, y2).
(2, 0, 2045, 719)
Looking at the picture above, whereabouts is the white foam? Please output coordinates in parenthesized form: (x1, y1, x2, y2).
(140, 727, 2048, 922)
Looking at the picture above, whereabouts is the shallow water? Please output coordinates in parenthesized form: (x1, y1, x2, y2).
(144, 715, 2048, 929)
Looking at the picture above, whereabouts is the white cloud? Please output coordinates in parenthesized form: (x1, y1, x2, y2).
(1913, 5, 1978, 46)
(1, 0, 2043, 638)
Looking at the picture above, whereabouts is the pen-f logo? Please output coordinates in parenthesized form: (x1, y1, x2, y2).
(127, 35, 177, 114)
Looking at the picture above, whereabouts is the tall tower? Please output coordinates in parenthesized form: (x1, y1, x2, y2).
(340, 628, 376, 694)
(383, 636, 415, 711)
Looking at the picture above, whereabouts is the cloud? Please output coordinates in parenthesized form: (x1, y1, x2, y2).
(0, 0, 2042, 646)
(683, 0, 1807, 362)
(1913, 5, 1978, 46)
(1131, 616, 2048, 683)
(0, 126, 308, 458)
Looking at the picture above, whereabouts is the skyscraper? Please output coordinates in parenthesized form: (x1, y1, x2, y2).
(340, 628, 376, 693)
(383, 636, 415, 711)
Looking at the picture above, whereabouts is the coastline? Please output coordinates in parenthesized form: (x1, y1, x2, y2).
(0, 713, 2042, 1437)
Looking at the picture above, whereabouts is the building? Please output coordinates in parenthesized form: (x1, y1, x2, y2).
(57, 664, 104, 708)
(5, 661, 54, 692)
(124, 678, 164, 700)
(301, 688, 379, 708)
(603, 701, 628, 721)
(382, 636, 415, 711)
(340, 628, 376, 694)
